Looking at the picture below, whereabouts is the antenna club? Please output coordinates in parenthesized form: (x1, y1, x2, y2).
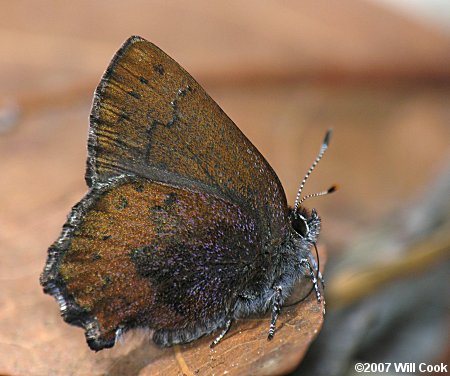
(328, 184, 338, 194)
(323, 128, 333, 147)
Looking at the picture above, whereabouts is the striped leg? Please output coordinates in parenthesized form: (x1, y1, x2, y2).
(268, 286, 283, 340)
(210, 319, 232, 348)
(318, 270, 325, 288)
(300, 258, 322, 303)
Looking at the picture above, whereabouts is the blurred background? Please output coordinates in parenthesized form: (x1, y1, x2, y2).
(0, 1, 449, 375)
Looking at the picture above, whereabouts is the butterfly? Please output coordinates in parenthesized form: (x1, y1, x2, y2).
(40, 36, 334, 351)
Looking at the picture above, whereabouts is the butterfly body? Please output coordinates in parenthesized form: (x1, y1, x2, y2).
(41, 36, 325, 351)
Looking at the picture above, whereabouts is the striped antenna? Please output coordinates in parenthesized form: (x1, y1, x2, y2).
(297, 185, 337, 207)
(293, 129, 333, 214)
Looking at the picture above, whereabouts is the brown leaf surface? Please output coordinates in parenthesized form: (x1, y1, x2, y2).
(140, 294, 325, 376)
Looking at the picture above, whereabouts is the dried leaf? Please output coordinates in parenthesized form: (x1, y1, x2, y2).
(140, 294, 325, 376)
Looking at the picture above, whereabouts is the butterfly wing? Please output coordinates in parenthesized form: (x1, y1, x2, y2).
(42, 177, 262, 350)
(42, 36, 291, 350)
(87, 36, 289, 248)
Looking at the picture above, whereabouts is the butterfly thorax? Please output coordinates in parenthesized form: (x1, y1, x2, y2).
(233, 207, 320, 319)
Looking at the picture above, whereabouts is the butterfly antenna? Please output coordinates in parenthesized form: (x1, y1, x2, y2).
(298, 185, 338, 206)
(294, 129, 333, 214)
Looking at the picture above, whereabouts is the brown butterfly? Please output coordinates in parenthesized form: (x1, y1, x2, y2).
(40, 36, 334, 351)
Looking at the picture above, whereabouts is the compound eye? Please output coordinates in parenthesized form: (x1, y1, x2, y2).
(291, 214, 309, 237)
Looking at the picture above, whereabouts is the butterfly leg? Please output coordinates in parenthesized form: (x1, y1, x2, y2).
(268, 285, 283, 340)
(318, 270, 325, 288)
(210, 319, 232, 348)
(300, 258, 322, 303)
(307, 247, 325, 289)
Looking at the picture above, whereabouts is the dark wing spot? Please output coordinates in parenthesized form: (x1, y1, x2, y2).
(150, 205, 164, 213)
(128, 91, 141, 99)
(119, 111, 130, 122)
(153, 64, 165, 75)
(177, 85, 193, 97)
(116, 196, 129, 210)
(139, 76, 149, 84)
(102, 235, 111, 241)
(166, 112, 178, 128)
(102, 275, 112, 289)
(164, 192, 177, 206)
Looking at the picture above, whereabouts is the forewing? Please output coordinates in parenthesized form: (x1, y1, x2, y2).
(41, 177, 260, 351)
(87, 36, 288, 249)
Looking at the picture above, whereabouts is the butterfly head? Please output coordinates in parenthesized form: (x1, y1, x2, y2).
(289, 207, 320, 244)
